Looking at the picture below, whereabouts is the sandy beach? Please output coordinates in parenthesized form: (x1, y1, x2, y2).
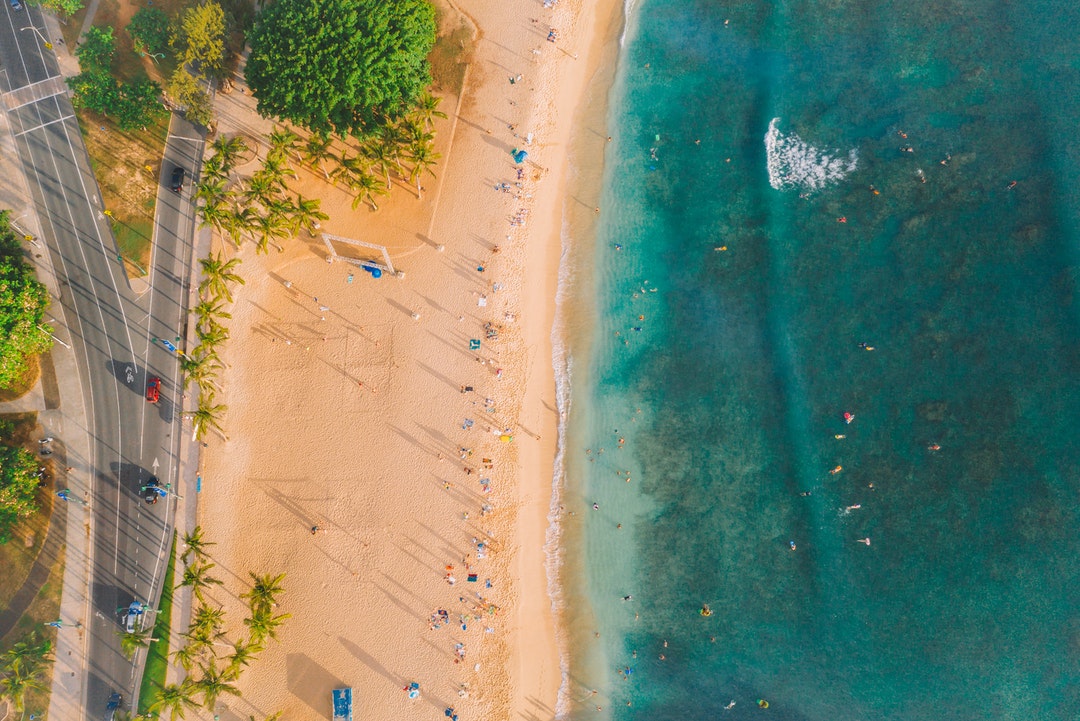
(188, 0, 620, 718)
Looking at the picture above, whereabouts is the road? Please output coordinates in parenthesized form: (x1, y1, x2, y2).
(0, 4, 202, 718)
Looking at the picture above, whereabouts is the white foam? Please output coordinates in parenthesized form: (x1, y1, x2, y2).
(547, 214, 574, 720)
(764, 117, 858, 192)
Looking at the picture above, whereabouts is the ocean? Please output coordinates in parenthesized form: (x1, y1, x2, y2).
(554, 0, 1080, 719)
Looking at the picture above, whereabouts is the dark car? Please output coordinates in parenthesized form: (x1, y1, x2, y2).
(170, 166, 185, 193)
(146, 376, 160, 403)
(106, 692, 122, 721)
(142, 477, 161, 504)
(10, 0, 23, 10)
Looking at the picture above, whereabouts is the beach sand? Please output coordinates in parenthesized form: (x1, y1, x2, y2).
(188, 0, 619, 718)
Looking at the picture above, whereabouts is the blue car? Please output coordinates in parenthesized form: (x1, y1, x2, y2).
(106, 693, 122, 721)
(10, 0, 23, 10)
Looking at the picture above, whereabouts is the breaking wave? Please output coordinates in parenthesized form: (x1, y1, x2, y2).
(765, 117, 858, 192)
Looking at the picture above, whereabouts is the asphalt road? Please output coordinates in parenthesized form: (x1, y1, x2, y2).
(0, 5, 201, 718)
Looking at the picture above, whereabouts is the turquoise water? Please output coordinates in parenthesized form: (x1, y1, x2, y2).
(563, 0, 1080, 719)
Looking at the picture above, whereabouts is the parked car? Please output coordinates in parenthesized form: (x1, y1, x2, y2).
(10, 0, 23, 11)
(146, 377, 160, 403)
(170, 166, 185, 193)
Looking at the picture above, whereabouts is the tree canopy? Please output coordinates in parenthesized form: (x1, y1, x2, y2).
(245, 0, 436, 136)
(76, 26, 115, 72)
(127, 7, 170, 56)
(35, 0, 83, 17)
(177, 1, 226, 77)
(0, 212, 51, 393)
(0, 444, 39, 544)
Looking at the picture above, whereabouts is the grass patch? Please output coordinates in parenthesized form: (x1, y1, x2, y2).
(0, 413, 47, 612)
(0, 355, 40, 402)
(0, 541, 65, 719)
(137, 531, 177, 715)
(77, 110, 169, 277)
(429, 0, 475, 97)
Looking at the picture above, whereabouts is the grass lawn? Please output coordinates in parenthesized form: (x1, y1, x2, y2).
(0, 355, 40, 403)
(0, 541, 65, 719)
(0, 412, 50, 612)
(430, 0, 476, 98)
(137, 531, 177, 715)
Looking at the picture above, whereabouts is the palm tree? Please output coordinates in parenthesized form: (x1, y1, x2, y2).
(194, 659, 242, 710)
(288, 195, 328, 236)
(0, 665, 47, 712)
(179, 561, 223, 599)
(196, 320, 230, 348)
(0, 631, 51, 711)
(413, 90, 447, 129)
(195, 176, 231, 210)
(171, 642, 201, 672)
(406, 140, 441, 199)
(211, 135, 248, 172)
(302, 132, 335, 179)
(181, 526, 215, 564)
(349, 169, 388, 211)
(226, 205, 258, 247)
(192, 298, 232, 334)
(200, 154, 229, 185)
(148, 680, 200, 721)
(226, 638, 262, 676)
(117, 629, 156, 659)
(243, 609, 291, 645)
(190, 604, 226, 641)
(180, 353, 222, 393)
(249, 212, 292, 254)
(184, 401, 227, 442)
(397, 114, 433, 147)
(197, 196, 236, 238)
(361, 136, 398, 190)
(241, 572, 286, 614)
(244, 169, 284, 207)
(198, 253, 245, 303)
(267, 127, 301, 166)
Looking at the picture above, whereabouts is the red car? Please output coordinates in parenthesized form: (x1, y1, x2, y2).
(146, 377, 160, 403)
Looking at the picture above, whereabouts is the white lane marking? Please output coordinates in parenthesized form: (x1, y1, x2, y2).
(166, 135, 203, 142)
(14, 112, 73, 136)
(4, 89, 62, 111)
(32, 95, 128, 574)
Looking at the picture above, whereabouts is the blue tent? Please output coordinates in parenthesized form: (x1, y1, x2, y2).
(333, 688, 352, 721)
(511, 149, 528, 164)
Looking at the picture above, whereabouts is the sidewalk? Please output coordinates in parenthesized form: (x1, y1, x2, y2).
(0, 62, 97, 721)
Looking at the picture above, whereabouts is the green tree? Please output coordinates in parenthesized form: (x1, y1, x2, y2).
(267, 127, 300, 166)
(181, 524, 216, 563)
(406, 139, 440, 199)
(37, 0, 84, 16)
(117, 629, 155, 659)
(127, 7, 170, 56)
(210, 134, 248, 172)
(147, 680, 200, 721)
(245, 0, 436, 135)
(198, 253, 244, 302)
(114, 78, 166, 131)
(180, 351, 222, 393)
(0, 213, 52, 393)
(242, 609, 290, 645)
(248, 212, 291, 255)
(178, 1, 226, 77)
(226, 638, 262, 676)
(412, 90, 446, 129)
(184, 400, 227, 442)
(0, 445, 41, 543)
(288, 196, 328, 236)
(171, 642, 201, 672)
(190, 604, 226, 642)
(179, 561, 223, 600)
(168, 68, 214, 128)
(192, 298, 232, 333)
(349, 169, 387, 211)
(302, 132, 335, 180)
(193, 659, 241, 710)
(241, 572, 285, 615)
(76, 26, 116, 72)
(361, 134, 399, 191)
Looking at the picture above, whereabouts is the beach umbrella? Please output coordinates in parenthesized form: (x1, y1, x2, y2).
(511, 148, 528, 164)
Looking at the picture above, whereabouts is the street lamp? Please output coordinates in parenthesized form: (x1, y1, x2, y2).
(20, 26, 53, 50)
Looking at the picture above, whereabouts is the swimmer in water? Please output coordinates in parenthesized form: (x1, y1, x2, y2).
(789, 540, 797, 551)
(724, 700, 736, 710)
(829, 465, 843, 475)
(835, 434, 846, 440)
(799, 490, 812, 497)
(843, 412, 855, 424)
(928, 443, 941, 451)
(857, 537, 871, 546)
(845, 504, 862, 512)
